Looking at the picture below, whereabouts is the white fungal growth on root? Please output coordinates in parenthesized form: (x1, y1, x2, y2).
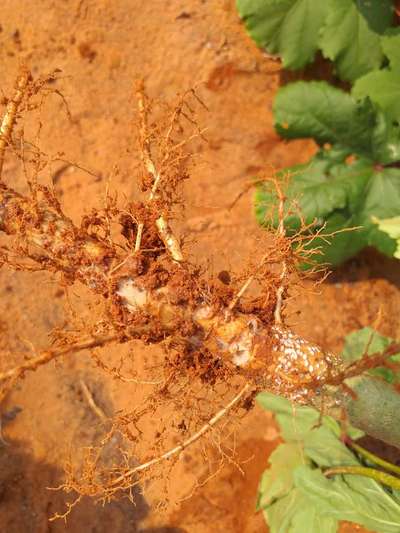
(192, 305, 214, 321)
(212, 318, 259, 367)
(228, 318, 259, 367)
(116, 279, 148, 311)
(191, 305, 259, 367)
(116, 281, 260, 368)
(116, 278, 332, 375)
(229, 338, 253, 366)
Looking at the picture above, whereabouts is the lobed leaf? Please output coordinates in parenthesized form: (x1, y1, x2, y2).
(362, 169, 400, 255)
(352, 71, 400, 122)
(255, 145, 400, 266)
(326, 12, 400, 123)
(257, 333, 400, 533)
(370, 112, 400, 164)
(257, 443, 304, 509)
(237, 0, 395, 82)
(257, 391, 324, 440)
(294, 465, 400, 533)
(264, 486, 338, 533)
(319, 0, 393, 82)
(373, 216, 400, 259)
(236, 0, 328, 69)
(341, 326, 400, 383)
(381, 28, 400, 71)
(342, 327, 393, 363)
(256, 391, 363, 441)
(303, 426, 359, 468)
(274, 81, 377, 156)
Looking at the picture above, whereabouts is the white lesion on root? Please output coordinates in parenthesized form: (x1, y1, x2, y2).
(221, 318, 259, 367)
(116, 278, 149, 311)
(1, 186, 336, 383)
(115, 277, 259, 367)
(190, 306, 261, 368)
(0, 73, 343, 399)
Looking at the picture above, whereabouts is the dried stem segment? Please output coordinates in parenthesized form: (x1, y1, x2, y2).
(155, 215, 183, 262)
(274, 179, 288, 324)
(0, 334, 116, 383)
(0, 68, 30, 178)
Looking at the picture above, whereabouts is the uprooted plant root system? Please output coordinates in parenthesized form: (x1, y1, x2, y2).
(0, 69, 393, 515)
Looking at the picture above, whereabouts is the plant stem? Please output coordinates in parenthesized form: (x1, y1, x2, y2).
(0, 334, 117, 382)
(349, 440, 400, 477)
(343, 376, 400, 450)
(324, 466, 400, 490)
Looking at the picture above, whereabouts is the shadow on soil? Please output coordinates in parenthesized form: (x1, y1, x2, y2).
(0, 440, 186, 533)
(326, 249, 400, 288)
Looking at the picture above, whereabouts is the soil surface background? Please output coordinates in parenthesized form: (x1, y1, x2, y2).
(0, 1, 398, 532)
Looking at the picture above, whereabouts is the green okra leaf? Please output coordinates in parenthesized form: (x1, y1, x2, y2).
(294, 465, 400, 532)
(236, 0, 329, 69)
(319, 0, 393, 82)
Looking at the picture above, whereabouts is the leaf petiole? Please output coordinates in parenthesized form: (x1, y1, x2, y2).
(324, 466, 400, 490)
(348, 440, 400, 477)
